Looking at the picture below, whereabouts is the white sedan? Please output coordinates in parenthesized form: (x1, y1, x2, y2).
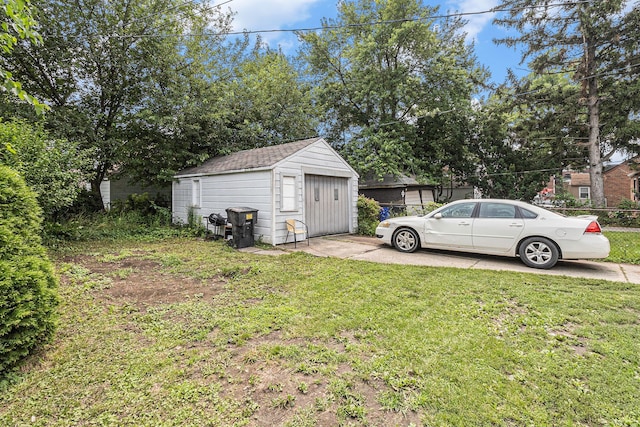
(375, 199, 610, 269)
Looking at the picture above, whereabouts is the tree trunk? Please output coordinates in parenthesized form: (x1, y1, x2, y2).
(587, 90, 604, 207)
(585, 38, 605, 207)
(90, 161, 108, 209)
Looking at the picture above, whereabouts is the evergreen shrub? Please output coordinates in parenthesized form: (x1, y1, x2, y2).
(0, 165, 58, 375)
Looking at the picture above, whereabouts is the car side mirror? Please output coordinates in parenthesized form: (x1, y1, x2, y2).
(434, 213, 442, 219)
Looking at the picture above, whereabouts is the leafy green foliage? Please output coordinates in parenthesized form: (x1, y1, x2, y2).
(493, 0, 640, 207)
(2, 0, 319, 193)
(466, 80, 573, 200)
(356, 195, 380, 236)
(0, 0, 47, 114)
(110, 193, 168, 218)
(43, 209, 194, 247)
(125, 48, 319, 186)
(0, 0, 238, 193)
(0, 165, 58, 376)
(300, 0, 488, 183)
(0, 119, 93, 217)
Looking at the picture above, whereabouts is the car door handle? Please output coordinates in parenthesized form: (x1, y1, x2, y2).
(509, 223, 523, 228)
(458, 222, 471, 226)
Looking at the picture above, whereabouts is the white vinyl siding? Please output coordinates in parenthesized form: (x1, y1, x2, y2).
(99, 179, 111, 210)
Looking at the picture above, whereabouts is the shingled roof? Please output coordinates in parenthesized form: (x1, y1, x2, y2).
(175, 137, 322, 177)
(359, 173, 430, 189)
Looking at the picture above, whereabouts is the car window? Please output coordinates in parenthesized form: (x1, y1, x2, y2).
(518, 207, 538, 219)
(478, 203, 516, 219)
(439, 202, 476, 218)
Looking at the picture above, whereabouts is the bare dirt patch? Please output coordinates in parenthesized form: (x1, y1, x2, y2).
(64, 254, 225, 307)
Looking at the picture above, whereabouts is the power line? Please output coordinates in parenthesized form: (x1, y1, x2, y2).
(102, 0, 591, 39)
(505, 61, 640, 98)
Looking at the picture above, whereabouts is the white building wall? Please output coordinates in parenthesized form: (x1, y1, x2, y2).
(272, 140, 358, 245)
(99, 179, 111, 210)
(172, 179, 192, 224)
(173, 170, 274, 243)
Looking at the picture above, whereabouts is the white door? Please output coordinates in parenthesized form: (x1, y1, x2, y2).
(472, 202, 524, 254)
(423, 201, 476, 249)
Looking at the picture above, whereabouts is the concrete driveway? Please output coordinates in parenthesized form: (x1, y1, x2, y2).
(243, 234, 640, 284)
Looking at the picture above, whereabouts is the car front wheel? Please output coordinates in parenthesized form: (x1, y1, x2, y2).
(518, 237, 559, 269)
(392, 228, 420, 253)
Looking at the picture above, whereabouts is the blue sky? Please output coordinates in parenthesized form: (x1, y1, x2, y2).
(223, 0, 524, 84)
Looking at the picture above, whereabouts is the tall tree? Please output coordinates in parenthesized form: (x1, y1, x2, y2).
(494, 0, 640, 207)
(124, 46, 319, 185)
(299, 0, 488, 184)
(0, 0, 234, 196)
(468, 73, 583, 200)
(221, 49, 319, 151)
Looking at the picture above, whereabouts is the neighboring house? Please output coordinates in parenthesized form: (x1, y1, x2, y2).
(561, 171, 592, 203)
(172, 137, 359, 245)
(536, 162, 640, 207)
(359, 174, 436, 213)
(99, 174, 171, 210)
(603, 158, 640, 207)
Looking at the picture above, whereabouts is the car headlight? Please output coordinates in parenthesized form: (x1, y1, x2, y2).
(378, 221, 391, 228)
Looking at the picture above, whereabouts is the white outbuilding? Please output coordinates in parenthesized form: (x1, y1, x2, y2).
(172, 137, 359, 245)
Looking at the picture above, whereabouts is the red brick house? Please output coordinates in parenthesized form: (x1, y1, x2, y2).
(603, 158, 640, 207)
(537, 161, 640, 207)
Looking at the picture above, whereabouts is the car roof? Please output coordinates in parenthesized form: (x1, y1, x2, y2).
(443, 199, 561, 217)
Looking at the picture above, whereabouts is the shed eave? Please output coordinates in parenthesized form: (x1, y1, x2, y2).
(271, 138, 359, 178)
(174, 166, 274, 179)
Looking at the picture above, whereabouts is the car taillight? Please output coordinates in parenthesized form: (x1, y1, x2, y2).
(584, 221, 602, 233)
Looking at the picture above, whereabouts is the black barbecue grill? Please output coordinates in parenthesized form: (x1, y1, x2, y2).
(207, 213, 232, 240)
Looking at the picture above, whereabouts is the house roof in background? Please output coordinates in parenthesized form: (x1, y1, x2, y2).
(175, 137, 322, 177)
(360, 174, 434, 189)
(567, 172, 591, 186)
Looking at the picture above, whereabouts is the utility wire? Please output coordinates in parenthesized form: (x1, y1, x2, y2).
(99, 0, 592, 39)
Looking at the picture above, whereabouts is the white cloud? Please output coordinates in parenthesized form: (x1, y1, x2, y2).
(446, 0, 499, 41)
(226, 0, 321, 31)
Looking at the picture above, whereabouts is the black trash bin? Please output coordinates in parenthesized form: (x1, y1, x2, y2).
(225, 207, 258, 249)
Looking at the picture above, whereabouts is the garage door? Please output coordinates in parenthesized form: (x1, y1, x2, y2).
(305, 175, 350, 237)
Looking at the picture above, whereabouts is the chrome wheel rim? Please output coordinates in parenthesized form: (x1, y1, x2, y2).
(395, 230, 416, 251)
(524, 241, 552, 265)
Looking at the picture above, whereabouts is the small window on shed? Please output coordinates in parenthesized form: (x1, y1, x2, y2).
(192, 179, 201, 207)
(282, 176, 296, 211)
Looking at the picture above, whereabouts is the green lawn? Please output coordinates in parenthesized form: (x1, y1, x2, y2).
(604, 231, 640, 264)
(2, 237, 639, 426)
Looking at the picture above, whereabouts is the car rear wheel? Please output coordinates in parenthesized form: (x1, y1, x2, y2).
(519, 237, 559, 269)
(392, 228, 420, 253)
